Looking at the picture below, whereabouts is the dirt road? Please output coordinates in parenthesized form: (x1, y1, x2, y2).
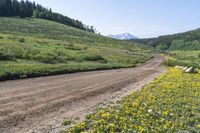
(0, 55, 165, 133)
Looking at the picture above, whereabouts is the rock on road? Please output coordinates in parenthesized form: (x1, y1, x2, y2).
(0, 55, 165, 133)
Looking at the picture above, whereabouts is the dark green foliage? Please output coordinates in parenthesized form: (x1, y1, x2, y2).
(0, 0, 95, 32)
(35, 51, 68, 64)
(0, 0, 12, 16)
(18, 37, 25, 42)
(63, 119, 72, 126)
(132, 28, 200, 50)
(0, 48, 14, 60)
(82, 54, 107, 62)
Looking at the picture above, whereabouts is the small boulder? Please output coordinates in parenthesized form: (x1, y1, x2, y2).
(147, 109, 153, 113)
(183, 67, 188, 71)
(175, 66, 184, 69)
(175, 66, 179, 68)
(185, 67, 196, 73)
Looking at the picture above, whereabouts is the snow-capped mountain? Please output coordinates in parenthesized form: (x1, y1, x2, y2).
(108, 33, 138, 40)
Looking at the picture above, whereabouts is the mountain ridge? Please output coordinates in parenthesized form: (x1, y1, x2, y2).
(108, 33, 138, 40)
(131, 28, 200, 50)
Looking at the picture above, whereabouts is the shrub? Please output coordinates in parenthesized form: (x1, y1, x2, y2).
(8, 36, 17, 40)
(18, 38, 25, 43)
(0, 48, 14, 60)
(36, 53, 57, 64)
(82, 54, 107, 62)
(36, 40, 49, 44)
(36, 52, 68, 64)
(65, 44, 82, 50)
(63, 119, 72, 126)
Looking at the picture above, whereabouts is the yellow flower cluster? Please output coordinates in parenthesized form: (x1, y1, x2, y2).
(67, 68, 200, 133)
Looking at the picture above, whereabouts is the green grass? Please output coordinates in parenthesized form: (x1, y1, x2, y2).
(0, 17, 153, 81)
(164, 51, 200, 68)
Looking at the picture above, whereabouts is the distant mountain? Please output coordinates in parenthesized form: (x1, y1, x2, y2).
(108, 33, 138, 40)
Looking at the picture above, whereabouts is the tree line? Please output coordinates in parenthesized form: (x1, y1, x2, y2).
(132, 28, 200, 50)
(0, 0, 95, 32)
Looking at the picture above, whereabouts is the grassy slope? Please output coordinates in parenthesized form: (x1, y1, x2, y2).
(132, 28, 200, 50)
(0, 17, 153, 81)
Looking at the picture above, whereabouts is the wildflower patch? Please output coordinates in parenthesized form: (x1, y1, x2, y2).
(67, 68, 200, 132)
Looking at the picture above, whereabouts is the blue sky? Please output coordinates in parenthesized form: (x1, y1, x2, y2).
(29, 0, 200, 38)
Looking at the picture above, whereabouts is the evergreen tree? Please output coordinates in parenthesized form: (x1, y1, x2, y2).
(0, 0, 96, 32)
(0, 0, 7, 16)
(12, 0, 20, 16)
(26, 0, 33, 17)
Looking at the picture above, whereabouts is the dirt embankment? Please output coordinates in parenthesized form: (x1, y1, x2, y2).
(0, 55, 165, 133)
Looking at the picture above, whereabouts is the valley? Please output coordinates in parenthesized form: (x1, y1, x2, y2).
(0, 0, 200, 132)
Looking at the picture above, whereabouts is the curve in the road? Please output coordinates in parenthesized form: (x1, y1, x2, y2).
(0, 55, 165, 133)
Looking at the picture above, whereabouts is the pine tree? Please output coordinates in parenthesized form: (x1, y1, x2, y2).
(12, 0, 20, 16)
(0, 0, 4, 16)
(19, 0, 27, 18)
(0, 0, 7, 16)
(5, 0, 12, 16)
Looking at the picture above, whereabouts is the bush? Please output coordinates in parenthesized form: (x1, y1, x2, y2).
(36, 54, 57, 64)
(0, 48, 14, 60)
(18, 38, 25, 43)
(36, 40, 49, 44)
(63, 119, 72, 126)
(82, 54, 107, 62)
(36, 52, 68, 64)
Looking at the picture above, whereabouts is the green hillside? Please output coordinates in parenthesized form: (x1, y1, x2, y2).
(132, 28, 200, 50)
(0, 0, 95, 32)
(0, 17, 152, 81)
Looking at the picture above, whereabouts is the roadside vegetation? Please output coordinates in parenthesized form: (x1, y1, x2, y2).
(163, 51, 200, 68)
(66, 68, 200, 133)
(0, 17, 153, 81)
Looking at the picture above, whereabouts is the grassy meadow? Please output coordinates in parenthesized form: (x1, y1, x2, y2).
(0, 17, 153, 81)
